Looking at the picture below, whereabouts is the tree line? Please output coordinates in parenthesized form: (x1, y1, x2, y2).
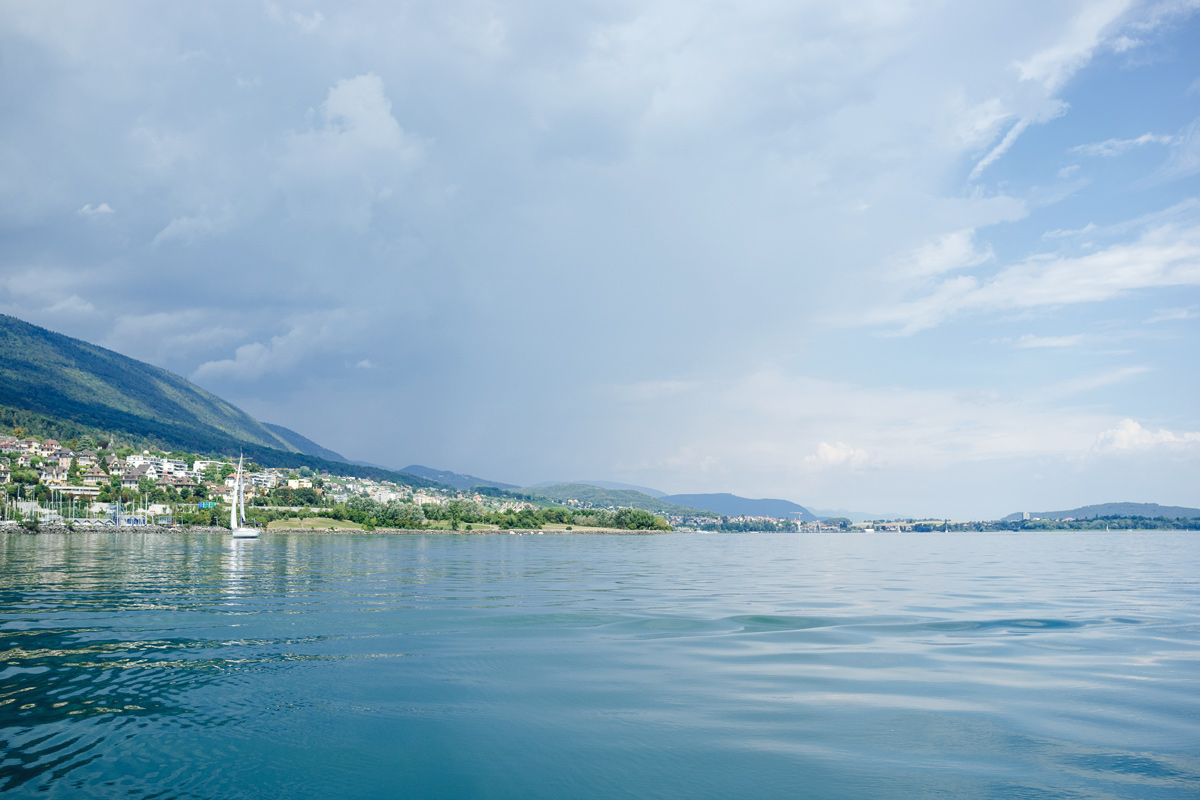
(236, 496, 671, 531)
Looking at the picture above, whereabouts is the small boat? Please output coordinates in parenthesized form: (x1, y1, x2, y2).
(230, 455, 258, 539)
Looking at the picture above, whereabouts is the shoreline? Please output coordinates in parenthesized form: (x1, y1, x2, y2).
(0, 524, 670, 535)
(4, 525, 1193, 535)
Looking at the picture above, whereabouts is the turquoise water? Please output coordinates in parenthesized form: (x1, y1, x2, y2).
(1, 532, 1198, 799)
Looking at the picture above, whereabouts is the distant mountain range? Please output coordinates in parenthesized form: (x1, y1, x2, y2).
(1002, 502, 1200, 521)
(523, 483, 819, 520)
(659, 493, 819, 522)
(402, 465, 518, 492)
(531, 479, 667, 498)
(0, 314, 441, 488)
(521, 484, 713, 517)
(508, 483, 822, 521)
(808, 507, 905, 523)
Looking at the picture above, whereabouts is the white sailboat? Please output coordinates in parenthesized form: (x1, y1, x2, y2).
(231, 455, 259, 538)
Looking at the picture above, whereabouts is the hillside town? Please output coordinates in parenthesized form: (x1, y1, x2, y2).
(0, 431, 547, 528)
(0, 430, 833, 532)
(3, 430, 1194, 533)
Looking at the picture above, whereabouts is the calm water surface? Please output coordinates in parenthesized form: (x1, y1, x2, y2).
(1, 531, 1198, 799)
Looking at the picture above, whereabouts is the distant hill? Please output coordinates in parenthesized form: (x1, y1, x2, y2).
(350, 459, 401, 471)
(531, 480, 666, 498)
(809, 507, 906, 524)
(523, 483, 712, 517)
(661, 493, 818, 521)
(403, 464, 518, 492)
(0, 314, 442, 488)
(1002, 502, 1200, 521)
(262, 422, 349, 463)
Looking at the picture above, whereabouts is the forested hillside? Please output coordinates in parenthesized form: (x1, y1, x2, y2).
(0, 315, 442, 488)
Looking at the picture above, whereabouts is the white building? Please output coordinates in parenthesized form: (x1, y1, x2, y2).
(159, 458, 188, 475)
(251, 472, 279, 489)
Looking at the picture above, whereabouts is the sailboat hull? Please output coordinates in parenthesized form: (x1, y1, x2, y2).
(231, 527, 259, 539)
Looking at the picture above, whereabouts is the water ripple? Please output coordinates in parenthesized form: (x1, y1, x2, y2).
(1, 531, 1198, 799)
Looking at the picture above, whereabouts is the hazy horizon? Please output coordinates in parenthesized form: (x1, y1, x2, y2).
(2, 2, 1198, 518)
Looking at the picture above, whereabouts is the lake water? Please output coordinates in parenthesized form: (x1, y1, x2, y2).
(1, 531, 1198, 799)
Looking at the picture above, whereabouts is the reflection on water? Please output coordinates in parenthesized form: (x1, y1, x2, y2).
(0, 626, 195, 792)
(2, 531, 1199, 799)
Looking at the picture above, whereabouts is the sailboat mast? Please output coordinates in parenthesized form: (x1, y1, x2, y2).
(239, 457, 246, 526)
(229, 458, 239, 530)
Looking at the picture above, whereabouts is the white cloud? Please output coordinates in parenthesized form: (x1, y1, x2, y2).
(896, 229, 993, 278)
(1146, 306, 1198, 322)
(873, 220, 1200, 333)
(1070, 132, 1174, 157)
(0, 267, 106, 334)
(1016, 333, 1085, 348)
(1057, 164, 1081, 178)
(1158, 119, 1200, 181)
(2, 266, 97, 306)
(1015, 0, 1133, 92)
(1109, 34, 1142, 52)
(806, 441, 869, 468)
(970, 99, 1073, 180)
(263, 2, 324, 33)
(291, 11, 323, 33)
(1042, 222, 1095, 239)
(574, 364, 1183, 517)
(101, 311, 245, 366)
(153, 207, 237, 246)
(953, 98, 1016, 151)
(970, 117, 1032, 181)
(192, 313, 355, 381)
(77, 203, 114, 215)
(277, 73, 424, 230)
(620, 446, 724, 478)
(1043, 366, 1150, 399)
(45, 294, 97, 315)
(195, 341, 282, 381)
(962, 0, 1135, 180)
(615, 367, 1124, 475)
(1093, 419, 1200, 451)
(597, 363, 1180, 516)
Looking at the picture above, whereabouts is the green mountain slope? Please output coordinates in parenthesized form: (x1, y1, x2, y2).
(0, 314, 443, 488)
(0, 314, 296, 451)
(262, 422, 349, 463)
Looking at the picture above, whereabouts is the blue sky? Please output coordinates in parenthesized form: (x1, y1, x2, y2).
(1, 1, 1198, 518)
